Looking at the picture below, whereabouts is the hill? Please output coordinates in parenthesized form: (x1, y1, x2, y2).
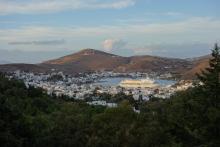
(0, 60, 10, 64)
(116, 55, 191, 73)
(43, 49, 130, 73)
(42, 48, 192, 74)
(182, 55, 210, 79)
(0, 48, 194, 76)
(0, 63, 50, 73)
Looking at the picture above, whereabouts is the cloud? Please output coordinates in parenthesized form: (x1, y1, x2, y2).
(1, 17, 219, 41)
(8, 39, 65, 45)
(0, 0, 136, 15)
(164, 12, 183, 16)
(0, 17, 219, 54)
(145, 11, 183, 17)
(102, 39, 127, 51)
(0, 49, 73, 63)
(133, 43, 214, 58)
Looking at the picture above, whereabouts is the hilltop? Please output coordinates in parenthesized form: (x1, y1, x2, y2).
(43, 49, 129, 72)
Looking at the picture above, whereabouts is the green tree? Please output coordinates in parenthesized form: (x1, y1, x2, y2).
(197, 43, 220, 99)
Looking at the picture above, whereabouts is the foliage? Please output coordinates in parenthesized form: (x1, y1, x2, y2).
(196, 43, 220, 99)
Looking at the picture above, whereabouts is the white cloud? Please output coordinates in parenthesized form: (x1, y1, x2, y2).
(102, 39, 127, 51)
(0, 17, 219, 52)
(132, 43, 214, 58)
(144, 11, 183, 17)
(8, 39, 65, 45)
(164, 12, 183, 16)
(0, 0, 136, 15)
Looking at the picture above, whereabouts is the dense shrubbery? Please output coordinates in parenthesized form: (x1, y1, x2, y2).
(0, 45, 219, 147)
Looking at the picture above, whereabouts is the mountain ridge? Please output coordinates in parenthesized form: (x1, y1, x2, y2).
(182, 55, 210, 79)
(42, 48, 192, 74)
(0, 48, 210, 79)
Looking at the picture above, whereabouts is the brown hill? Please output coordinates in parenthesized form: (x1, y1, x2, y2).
(182, 55, 211, 79)
(42, 49, 192, 74)
(0, 49, 194, 76)
(0, 63, 49, 73)
(44, 49, 129, 72)
(116, 55, 191, 73)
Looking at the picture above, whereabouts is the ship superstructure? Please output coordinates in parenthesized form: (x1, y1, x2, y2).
(119, 78, 159, 88)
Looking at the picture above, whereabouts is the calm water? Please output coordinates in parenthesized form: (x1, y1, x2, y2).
(93, 77, 176, 87)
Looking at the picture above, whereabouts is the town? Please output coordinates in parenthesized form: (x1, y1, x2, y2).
(6, 70, 194, 108)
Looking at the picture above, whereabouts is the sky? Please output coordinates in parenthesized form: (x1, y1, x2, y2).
(0, 0, 220, 63)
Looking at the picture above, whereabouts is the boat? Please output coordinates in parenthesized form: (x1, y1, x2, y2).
(119, 78, 159, 88)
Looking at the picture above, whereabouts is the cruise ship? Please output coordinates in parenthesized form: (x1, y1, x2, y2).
(119, 78, 159, 88)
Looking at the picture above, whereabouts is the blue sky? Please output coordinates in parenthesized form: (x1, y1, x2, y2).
(0, 0, 220, 63)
